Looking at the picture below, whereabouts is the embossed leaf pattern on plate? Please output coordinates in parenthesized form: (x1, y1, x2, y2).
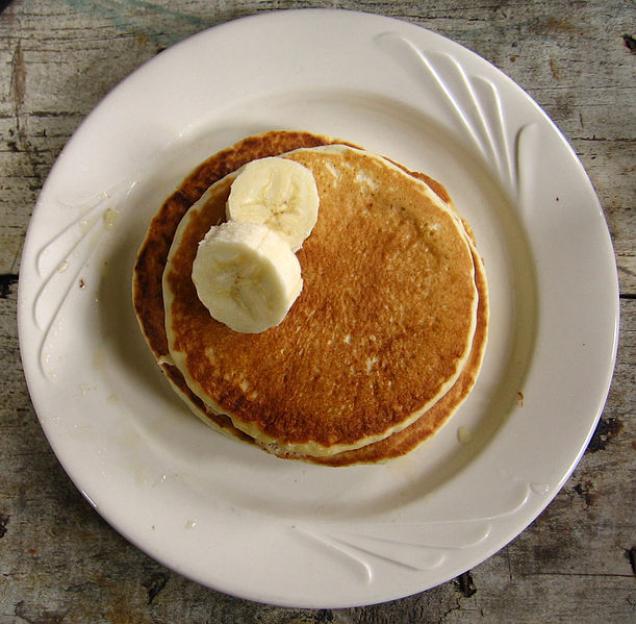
(33, 181, 134, 379)
(294, 484, 536, 582)
(376, 32, 537, 200)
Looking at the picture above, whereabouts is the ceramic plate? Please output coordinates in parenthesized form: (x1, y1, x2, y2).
(18, 9, 618, 608)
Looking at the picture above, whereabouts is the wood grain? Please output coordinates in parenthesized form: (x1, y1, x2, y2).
(1, 0, 634, 622)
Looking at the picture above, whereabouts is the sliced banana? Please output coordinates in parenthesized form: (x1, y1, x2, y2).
(192, 221, 303, 334)
(227, 156, 320, 251)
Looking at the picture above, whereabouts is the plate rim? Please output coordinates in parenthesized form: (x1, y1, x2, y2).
(17, 8, 619, 608)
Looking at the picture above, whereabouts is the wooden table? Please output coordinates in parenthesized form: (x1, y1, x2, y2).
(1, 1, 634, 621)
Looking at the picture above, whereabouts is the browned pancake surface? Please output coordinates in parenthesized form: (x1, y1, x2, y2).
(164, 146, 477, 452)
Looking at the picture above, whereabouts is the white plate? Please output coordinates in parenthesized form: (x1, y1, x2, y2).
(18, 9, 618, 608)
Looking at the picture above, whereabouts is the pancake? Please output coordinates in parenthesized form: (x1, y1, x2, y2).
(133, 130, 488, 464)
(162, 145, 479, 457)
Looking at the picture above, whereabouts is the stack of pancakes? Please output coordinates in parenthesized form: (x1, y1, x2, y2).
(133, 131, 488, 466)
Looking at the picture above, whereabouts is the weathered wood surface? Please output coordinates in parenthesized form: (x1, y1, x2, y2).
(0, 1, 634, 622)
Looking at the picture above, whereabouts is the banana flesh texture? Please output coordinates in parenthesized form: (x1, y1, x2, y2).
(192, 221, 303, 334)
(227, 157, 319, 252)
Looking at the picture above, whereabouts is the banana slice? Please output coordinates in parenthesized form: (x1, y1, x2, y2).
(227, 156, 320, 251)
(191, 221, 303, 334)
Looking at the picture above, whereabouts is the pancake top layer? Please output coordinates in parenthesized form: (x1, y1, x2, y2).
(163, 145, 478, 456)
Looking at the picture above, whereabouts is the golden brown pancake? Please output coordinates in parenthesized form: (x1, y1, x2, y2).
(163, 145, 478, 456)
(133, 130, 488, 464)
